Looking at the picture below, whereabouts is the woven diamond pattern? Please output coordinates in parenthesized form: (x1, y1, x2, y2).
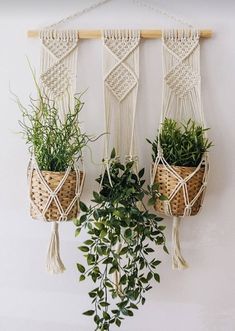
(41, 62, 70, 98)
(105, 64, 137, 102)
(165, 62, 200, 98)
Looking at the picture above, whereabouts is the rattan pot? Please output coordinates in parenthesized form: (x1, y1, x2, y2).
(154, 164, 205, 217)
(30, 170, 83, 221)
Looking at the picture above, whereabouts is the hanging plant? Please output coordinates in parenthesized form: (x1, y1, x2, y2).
(17, 83, 90, 222)
(75, 149, 167, 330)
(148, 118, 213, 216)
(15, 67, 101, 273)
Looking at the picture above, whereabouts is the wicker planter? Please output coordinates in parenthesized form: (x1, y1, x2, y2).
(154, 164, 205, 217)
(30, 170, 83, 222)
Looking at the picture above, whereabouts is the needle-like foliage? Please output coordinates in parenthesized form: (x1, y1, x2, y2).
(148, 118, 213, 167)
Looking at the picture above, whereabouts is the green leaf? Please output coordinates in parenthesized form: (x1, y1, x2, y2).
(163, 245, 169, 254)
(130, 303, 138, 310)
(154, 273, 160, 283)
(76, 263, 85, 273)
(79, 274, 86, 281)
(138, 168, 145, 178)
(148, 197, 156, 206)
(79, 246, 89, 253)
(119, 246, 128, 255)
(127, 310, 134, 316)
(84, 240, 93, 245)
(111, 148, 116, 159)
(152, 260, 161, 267)
(75, 228, 81, 237)
(93, 191, 103, 203)
(79, 201, 88, 212)
(115, 319, 121, 327)
(159, 194, 168, 201)
(100, 229, 107, 239)
(124, 228, 132, 239)
(120, 274, 127, 285)
(83, 310, 95, 316)
(103, 312, 110, 320)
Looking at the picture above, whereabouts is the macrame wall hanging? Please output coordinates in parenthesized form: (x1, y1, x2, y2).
(151, 29, 210, 270)
(27, 0, 212, 274)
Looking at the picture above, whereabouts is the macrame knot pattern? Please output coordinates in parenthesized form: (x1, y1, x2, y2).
(40, 29, 78, 108)
(163, 29, 200, 99)
(104, 30, 140, 102)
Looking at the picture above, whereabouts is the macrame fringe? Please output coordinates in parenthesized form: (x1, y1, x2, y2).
(46, 222, 66, 274)
(172, 217, 188, 270)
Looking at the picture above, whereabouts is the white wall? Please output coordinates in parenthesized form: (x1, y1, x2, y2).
(0, 0, 235, 330)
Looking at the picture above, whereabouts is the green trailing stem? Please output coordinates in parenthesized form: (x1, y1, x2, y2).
(75, 149, 168, 331)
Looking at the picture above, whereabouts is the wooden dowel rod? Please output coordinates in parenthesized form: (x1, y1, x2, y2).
(27, 29, 213, 39)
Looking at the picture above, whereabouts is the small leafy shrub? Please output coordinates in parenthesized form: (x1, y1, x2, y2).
(148, 118, 213, 167)
(15, 67, 94, 171)
(75, 150, 167, 330)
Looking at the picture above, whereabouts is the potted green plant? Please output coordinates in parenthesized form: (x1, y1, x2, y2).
(75, 149, 168, 330)
(148, 118, 213, 216)
(15, 68, 100, 273)
(17, 85, 90, 222)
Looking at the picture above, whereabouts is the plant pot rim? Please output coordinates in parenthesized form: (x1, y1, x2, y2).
(153, 163, 204, 171)
(35, 169, 84, 175)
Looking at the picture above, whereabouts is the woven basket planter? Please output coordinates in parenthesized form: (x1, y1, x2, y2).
(30, 170, 83, 222)
(154, 164, 205, 217)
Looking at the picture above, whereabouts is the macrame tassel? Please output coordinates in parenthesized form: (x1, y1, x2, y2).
(172, 216, 188, 270)
(46, 222, 66, 274)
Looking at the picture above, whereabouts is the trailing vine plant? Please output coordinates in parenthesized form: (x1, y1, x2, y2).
(75, 149, 168, 330)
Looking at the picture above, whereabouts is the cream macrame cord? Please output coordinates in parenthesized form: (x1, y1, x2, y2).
(102, 29, 140, 290)
(28, 155, 85, 274)
(151, 29, 209, 270)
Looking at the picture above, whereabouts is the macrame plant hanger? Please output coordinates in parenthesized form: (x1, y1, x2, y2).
(102, 29, 140, 291)
(27, 2, 114, 274)
(150, 27, 209, 269)
(27, 0, 212, 274)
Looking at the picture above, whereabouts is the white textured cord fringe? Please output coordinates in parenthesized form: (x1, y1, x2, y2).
(172, 217, 188, 270)
(47, 222, 66, 274)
